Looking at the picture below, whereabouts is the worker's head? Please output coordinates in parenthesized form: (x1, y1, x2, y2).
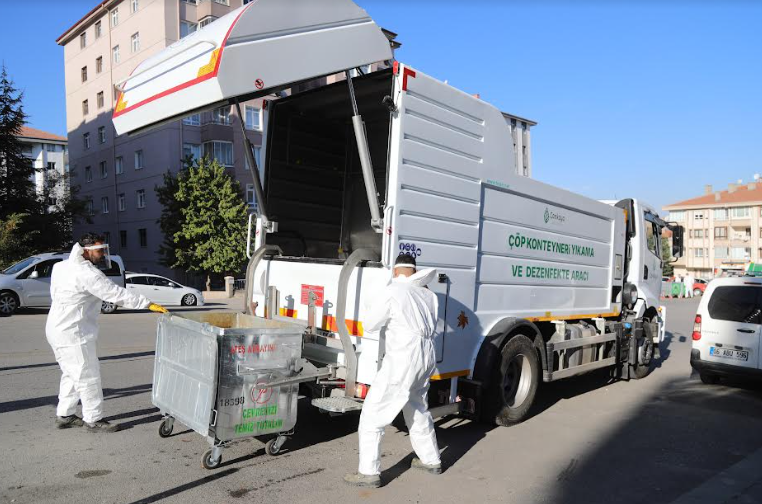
(393, 254, 416, 278)
(79, 233, 111, 270)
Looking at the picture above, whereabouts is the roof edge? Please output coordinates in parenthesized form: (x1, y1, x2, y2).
(56, 0, 116, 46)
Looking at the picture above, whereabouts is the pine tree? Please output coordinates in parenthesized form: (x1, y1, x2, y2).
(661, 238, 673, 276)
(155, 157, 192, 270)
(0, 65, 36, 218)
(162, 156, 249, 287)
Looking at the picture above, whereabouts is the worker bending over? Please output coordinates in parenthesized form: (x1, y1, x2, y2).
(344, 254, 442, 488)
(46, 233, 168, 433)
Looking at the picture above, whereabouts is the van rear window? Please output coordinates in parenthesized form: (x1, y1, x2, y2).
(707, 286, 762, 324)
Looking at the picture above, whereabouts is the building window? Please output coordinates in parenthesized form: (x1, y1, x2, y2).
(213, 0, 229, 5)
(254, 147, 261, 169)
(714, 227, 727, 239)
(731, 206, 750, 219)
(694, 248, 704, 258)
(115, 156, 124, 175)
(731, 247, 750, 260)
(182, 0, 197, 4)
(180, 21, 197, 38)
(715, 247, 729, 259)
(203, 141, 233, 166)
(111, 8, 119, 27)
(245, 106, 261, 130)
(97, 91, 104, 108)
(246, 184, 257, 207)
(134, 150, 144, 170)
(713, 208, 728, 221)
(98, 126, 106, 144)
(80, 32, 87, 49)
(81, 66, 88, 83)
(211, 106, 231, 125)
(47, 161, 56, 171)
(694, 212, 703, 221)
(131, 0, 139, 13)
(695, 229, 703, 238)
(183, 143, 201, 161)
(86, 199, 94, 215)
(82, 99, 89, 116)
(131, 33, 140, 53)
(120, 230, 127, 248)
(113, 45, 120, 64)
(103, 231, 111, 244)
(95, 20, 102, 39)
(83, 133, 91, 150)
(96, 57, 103, 74)
(668, 210, 685, 222)
(199, 16, 217, 27)
(100, 160, 108, 178)
(137, 189, 146, 208)
(101, 197, 109, 214)
(139, 228, 147, 247)
(85, 166, 93, 182)
(183, 114, 200, 126)
(118, 193, 125, 212)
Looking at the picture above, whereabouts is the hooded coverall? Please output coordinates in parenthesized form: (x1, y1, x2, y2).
(357, 269, 441, 476)
(45, 243, 151, 423)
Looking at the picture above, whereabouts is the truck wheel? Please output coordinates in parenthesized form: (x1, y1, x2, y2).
(493, 335, 539, 426)
(632, 322, 655, 380)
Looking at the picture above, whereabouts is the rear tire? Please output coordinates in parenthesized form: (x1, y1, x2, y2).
(693, 289, 702, 296)
(491, 335, 540, 426)
(181, 294, 197, 306)
(0, 291, 19, 316)
(700, 372, 720, 385)
(101, 301, 118, 314)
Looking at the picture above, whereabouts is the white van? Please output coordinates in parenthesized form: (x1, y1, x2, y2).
(691, 277, 762, 383)
(0, 252, 127, 316)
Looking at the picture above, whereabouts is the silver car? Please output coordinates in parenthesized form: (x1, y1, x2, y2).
(125, 273, 205, 307)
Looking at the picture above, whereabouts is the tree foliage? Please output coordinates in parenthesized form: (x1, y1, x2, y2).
(662, 238, 673, 276)
(0, 65, 88, 266)
(156, 156, 248, 285)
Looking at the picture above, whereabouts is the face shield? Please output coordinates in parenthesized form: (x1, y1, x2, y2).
(83, 243, 112, 271)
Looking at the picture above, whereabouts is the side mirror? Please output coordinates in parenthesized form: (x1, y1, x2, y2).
(29, 270, 39, 279)
(669, 223, 684, 261)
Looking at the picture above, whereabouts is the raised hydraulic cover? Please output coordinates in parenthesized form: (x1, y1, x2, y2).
(112, 0, 393, 135)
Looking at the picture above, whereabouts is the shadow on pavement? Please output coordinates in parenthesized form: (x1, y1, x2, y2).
(0, 350, 155, 372)
(0, 383, 152, 415)
(124, 468, 240, 504)
(548, 373, 762, 504)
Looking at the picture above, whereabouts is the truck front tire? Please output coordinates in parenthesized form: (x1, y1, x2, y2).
(491, 335, 540, 426)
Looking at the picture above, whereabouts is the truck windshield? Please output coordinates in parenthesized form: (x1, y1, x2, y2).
(3, 257, 38, 275)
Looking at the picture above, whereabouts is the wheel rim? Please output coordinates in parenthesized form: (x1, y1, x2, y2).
(0, 295, 17, 314)
(502, 353, 532, 408)
(638, 337, 653, 366)
(183, 294, 195, 306)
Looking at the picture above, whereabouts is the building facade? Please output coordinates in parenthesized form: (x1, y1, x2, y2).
(18, 126, 69, 205)
(664, 179, 762, 278)
(57, 0, 264, 280)
(58, 0, 535, 282)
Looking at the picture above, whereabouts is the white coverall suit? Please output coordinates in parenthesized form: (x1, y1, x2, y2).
(357, 269, 441, 476)
(45, 243, 151, 423)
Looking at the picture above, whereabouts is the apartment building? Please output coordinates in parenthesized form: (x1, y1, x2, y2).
(664, 178, 762, 278)
(56, 0, 264, 279)
(18, 126, 69, 206)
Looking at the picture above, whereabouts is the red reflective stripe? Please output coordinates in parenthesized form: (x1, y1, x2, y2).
(113, 3, 252, 119)
(402, 67, 416, 91)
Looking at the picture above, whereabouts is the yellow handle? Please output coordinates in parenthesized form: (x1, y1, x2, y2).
(149, 303, 168, 314)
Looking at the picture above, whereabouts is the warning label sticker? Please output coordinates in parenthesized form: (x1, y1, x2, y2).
(301, 284, 324, 307)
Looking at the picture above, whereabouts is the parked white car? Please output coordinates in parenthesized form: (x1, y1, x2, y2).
(125, 273, 204, 307)
(0, 252, 126, 316)
(691, 276, 762, 384)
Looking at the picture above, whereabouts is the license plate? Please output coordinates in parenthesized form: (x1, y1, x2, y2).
(710, 347, 749, 361)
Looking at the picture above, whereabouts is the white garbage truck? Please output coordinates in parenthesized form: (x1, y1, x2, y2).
(113, 0, 684, 427)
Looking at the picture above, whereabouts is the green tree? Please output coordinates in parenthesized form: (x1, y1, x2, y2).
(158, 156, 248, 288)
(0, 65, 36, 217)
(155, 158, 192, 270)
(0, 214, 38, 270)
(662, 238, 673, 276)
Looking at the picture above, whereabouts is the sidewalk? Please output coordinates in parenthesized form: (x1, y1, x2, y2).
(669, 447, 762, 504)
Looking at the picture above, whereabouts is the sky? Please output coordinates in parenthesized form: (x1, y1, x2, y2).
(1, 0, 761, 212)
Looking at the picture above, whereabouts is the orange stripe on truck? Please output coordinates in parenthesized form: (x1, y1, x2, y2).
(322, 315, 364, 337)
(279, 308, 298, 318)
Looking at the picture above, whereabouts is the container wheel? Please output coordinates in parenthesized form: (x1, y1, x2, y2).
(158, 419, 173, 438)
(202, 449, 222, 469)
(265, 437, 284, 456)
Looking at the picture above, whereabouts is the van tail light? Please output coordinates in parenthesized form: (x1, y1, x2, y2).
(692, 315, 702, 341)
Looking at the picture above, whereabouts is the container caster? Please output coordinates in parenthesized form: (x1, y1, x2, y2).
(158, 417, 174, 438)
(265, 435, 287, 456)
(202, 447, 223, 469)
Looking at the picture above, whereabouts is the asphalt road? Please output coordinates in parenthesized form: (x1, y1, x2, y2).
(1, 297, 762, 504)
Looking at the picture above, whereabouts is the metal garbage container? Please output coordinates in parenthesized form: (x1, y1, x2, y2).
(152, 311, 303, 468)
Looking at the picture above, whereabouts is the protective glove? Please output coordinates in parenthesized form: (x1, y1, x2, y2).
(149, 303, 168, 314)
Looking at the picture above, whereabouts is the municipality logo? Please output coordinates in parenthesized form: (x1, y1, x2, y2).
(544, 207, 566, 225)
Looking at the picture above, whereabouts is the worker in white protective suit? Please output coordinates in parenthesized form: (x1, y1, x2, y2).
(46, 233, 168, 432)
(684, 273, 694, 298)
(344, 254, 441, 488)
